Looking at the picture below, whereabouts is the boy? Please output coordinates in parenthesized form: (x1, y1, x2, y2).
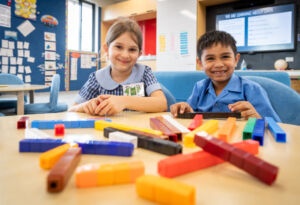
(170, 30, 281, 121)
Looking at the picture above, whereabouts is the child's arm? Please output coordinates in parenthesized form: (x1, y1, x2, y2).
(228, 101, 261, 119)
(93, 90, 167, 116)
(68, 97, 100, 115)
(170, 102, 194, 117)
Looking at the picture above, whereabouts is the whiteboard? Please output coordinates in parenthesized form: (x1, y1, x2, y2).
(156, 0, 197, 71)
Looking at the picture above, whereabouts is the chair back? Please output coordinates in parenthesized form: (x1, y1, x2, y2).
(0, 73, 24, 85)
(49, 74, 60, 109)
(160, 83, 176, 111)
(244, 76, 300, 125)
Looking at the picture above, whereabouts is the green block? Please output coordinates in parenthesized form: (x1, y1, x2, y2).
(242, 117, 257, 140)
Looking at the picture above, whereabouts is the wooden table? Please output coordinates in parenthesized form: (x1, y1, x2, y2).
(0, 111, 299, 205)
(0, 84, 49, 115)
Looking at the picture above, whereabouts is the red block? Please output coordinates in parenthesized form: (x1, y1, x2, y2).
(17, 116, 29, 129)
(150, 118, 177, 142)
(188, 114, 203, 131)
(158, 140, 259, 178)
(55, 124, 65, 136)
(194, 133, 279, 185)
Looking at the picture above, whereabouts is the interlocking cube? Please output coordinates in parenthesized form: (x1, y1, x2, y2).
(17, 116, 29, 129)
(55, 124, 65, 136)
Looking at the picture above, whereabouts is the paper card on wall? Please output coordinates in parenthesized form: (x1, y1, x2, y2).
(25, 66, 31, 73)
(18, 65, 24, 73)
(27, 57, 35, 63)
(7, 49, 13, 56)
(17, 74, 23, 81)
(44, 32, 56, 42)
(45, 61, 56, 70)
(10, 57, 17, 65)
(17, 20, 35, 37)
(1, 40, 9, 48)
(70, 57, 78, 80)
(18, 50, 24, 57)
(5, 31, 17, 40)
(45, 76, 53, 82)
(17, 41, 23, 49)
(24, 50, 30, 58)
(1, 65, 8, 73)
(2, 57, 8, 64)
(25, 75, 31, 83)
(0, 48, 4, 56)
(17, 57, 23, 65)
(45, 51, 56, 60)
(23, 42, 29, 49)
(45, 71, 56, 76)
(45, 41, 56, 51)
(8, 41, 15, 49)
(0, 4, 11, 28)
(10, 66, 16, 74)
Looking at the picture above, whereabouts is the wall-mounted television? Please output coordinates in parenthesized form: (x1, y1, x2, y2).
(216, 3, 296, 53)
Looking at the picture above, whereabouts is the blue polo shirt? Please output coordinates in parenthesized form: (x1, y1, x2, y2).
(75, 63, 161, 104)
(187, 74, 281, 122)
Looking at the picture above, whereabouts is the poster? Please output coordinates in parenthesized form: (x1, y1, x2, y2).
(0, 4, 11, 28)
(14, 0, 37, 20)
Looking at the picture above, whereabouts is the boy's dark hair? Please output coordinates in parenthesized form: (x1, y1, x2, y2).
(197, 30, 237, 59)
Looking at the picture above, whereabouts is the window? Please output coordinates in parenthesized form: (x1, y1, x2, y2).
(67, 0, 95, 52)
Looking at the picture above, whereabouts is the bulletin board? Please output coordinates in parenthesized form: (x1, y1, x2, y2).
(0, 0, 66, 91)
(65, 50, 98, 91)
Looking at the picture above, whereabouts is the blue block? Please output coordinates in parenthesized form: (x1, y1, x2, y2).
(54, 120, 64, 125)
(70, 120, 80, 128)
(79, 119, 95, 128)
(63, 120, 72, 128)
(78, 140, 133, 156)
(19, 140, 31, 152)
(19, 139, 64, 153)
(39, 120, 55, 129)
(265, 117, 286, 143)
(31, 120, 40, 128)
(252, 119, 265, 146)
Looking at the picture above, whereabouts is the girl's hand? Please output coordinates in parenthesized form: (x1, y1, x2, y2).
(228, 101, 261, 119)
(94, 95, 126, 116)
(170, 102, 194, 117)
(79, 98, 101, 115)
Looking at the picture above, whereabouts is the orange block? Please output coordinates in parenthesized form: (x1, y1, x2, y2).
(76, 164, 100, 188)
(130, 161, 144, 182)
(218, 117, 236, 142)
(40, 143, 78, 169)
(136, 175, 195, 205)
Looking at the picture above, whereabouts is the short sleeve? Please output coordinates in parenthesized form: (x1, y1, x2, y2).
(143, 66, 161, 96)
(75, 72, 100, 104)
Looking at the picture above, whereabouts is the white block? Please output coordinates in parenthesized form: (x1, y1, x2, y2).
(108, 131, 137, 148)
(162, 114, 190, 133)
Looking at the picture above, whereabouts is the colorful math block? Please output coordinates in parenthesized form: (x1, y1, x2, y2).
(30, 119, 112, 129)
(109, 131, 137, 148)
(19, 139, 65, 153)
(150, 117, 178, 142)
(17, 116, 29, 129)
(95, 120, 162, 136)
(47, 147, 81, 193)
(265, 117, 286, 143)
(136, 175, 195, 205)
(218, 117, 236, 142)
(54, 124, 65, 136)
(187, 114, 203, 131)
(243, 117, 257, 140)
(39, 143, 78, 170)
(184, 120, 218, 148)
(252, 119, 265, 146)
(104, 127, 182, 156)
(176, 111, 241, 119)
(158, 139, 259, 178)
(76, 161, 144, 188)
(194, 132, 279, 185)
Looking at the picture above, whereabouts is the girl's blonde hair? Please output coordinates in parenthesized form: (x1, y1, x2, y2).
(106, 18, 143, 51)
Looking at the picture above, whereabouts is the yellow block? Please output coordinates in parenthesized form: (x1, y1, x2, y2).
(136, 175, 195, 205)
(184, 120, 218, 147)
(95, 120, 162, 136)
(39, 143, 78, 169)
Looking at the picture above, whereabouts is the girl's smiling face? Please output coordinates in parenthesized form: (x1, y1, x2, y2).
(105, 32, 141, 76)
(198, 43, 240, 87)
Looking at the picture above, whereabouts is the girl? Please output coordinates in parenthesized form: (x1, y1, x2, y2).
(69, 18, 167, 115)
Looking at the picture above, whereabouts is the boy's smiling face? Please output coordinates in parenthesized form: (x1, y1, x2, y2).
(198, 43, 240, 87)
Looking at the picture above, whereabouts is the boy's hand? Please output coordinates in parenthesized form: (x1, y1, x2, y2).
(94, 95, 126, 116)
(228, 101, 261, 119)
(170, 102, 194, 117)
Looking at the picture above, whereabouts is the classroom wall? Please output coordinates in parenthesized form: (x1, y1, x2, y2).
(0, 0, 66, 90)
(206, 0, 300, 70)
